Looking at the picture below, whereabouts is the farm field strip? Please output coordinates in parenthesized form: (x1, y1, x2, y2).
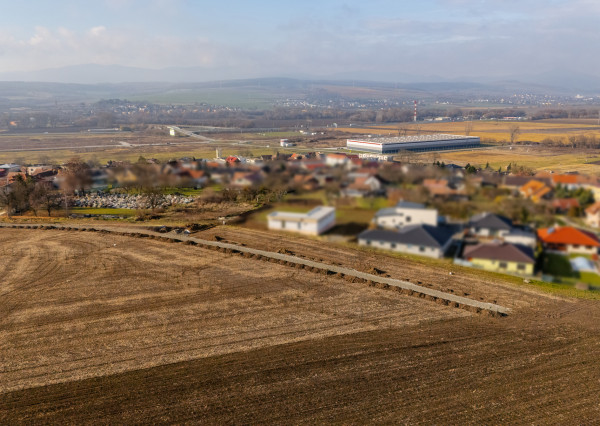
(0, 228, 467, 394)
(0, 223, 510, 315)
(3, 226, 600, 422)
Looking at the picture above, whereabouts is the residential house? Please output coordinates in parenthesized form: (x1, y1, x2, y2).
(325, 153, 350, 167)
(0, 163, 22, 173)
(358, 224, 455, 259)
(342, 174, 384, 197)
(580, 176, 600, 201)
(519, 180, 552, 203)
(503, 229, 538, 249)
(538, 226, 600, 255)
(178, 169, 208, 188)
(422, 178, 467, 200)
(552, 174, 581, 190)
(501, 175, 536, 191)
(373, 202, 439, 230)
(462, 242, 535, 275)
(225, 156, 241, 165)
(585, 202, 600, 228)
(551, 198, 580, 214)
(293, 174, 321, 191)
(267, 206, 336, 236)
(230, 171, 264, 188)
(469, 212, 514, 238)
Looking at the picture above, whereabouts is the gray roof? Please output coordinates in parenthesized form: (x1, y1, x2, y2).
(374, 208, 399, 218)
(374, 202, 429, 218)
(359, 224, 455, 249)
(505, 229, 536, 238)
(396, 201, 425, 209)
(469, 212, 513, 231)
(353, 134, 478, 145)
(463, 242, 535, 263)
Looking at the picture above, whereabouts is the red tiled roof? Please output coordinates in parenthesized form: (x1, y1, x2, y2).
(538, 226, 600, 247)
(552, 174, 578, 185)
(551, 198, 579, 210)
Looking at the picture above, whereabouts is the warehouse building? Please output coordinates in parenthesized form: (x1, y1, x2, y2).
(346, 134, 480, 153)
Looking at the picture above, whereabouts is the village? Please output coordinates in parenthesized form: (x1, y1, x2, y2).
(2, 142, 600, 289)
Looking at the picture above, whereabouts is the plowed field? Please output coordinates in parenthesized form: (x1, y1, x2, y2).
(2, 228, 600, 423)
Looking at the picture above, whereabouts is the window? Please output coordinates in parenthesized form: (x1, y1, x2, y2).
(517, 264, 526, 271)
(391, 243, 396, 249)
(499, 262, 508, 269)
(366, 240, 371, 245)
(406, 216, 411, 222)
(419, 246, 425, 252)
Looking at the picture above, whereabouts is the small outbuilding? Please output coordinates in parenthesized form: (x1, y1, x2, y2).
(268, 206, 336, 236)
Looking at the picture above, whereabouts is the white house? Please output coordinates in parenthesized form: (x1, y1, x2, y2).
(585, 202, 600, 228)
(374, 202, 439, 230)
(503, 229, 538, 248)
(469, 212, 514, 238)
(268, 206, 336, 236)
(325, 153, 350, 167)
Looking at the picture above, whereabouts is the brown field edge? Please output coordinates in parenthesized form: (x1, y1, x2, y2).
(0, 223, 511, 316)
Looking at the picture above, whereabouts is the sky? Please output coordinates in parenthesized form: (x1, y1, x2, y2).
(0, 0, 598, 82)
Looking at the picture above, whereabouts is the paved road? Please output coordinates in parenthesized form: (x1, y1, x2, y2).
(0, 223, 511, 315)
(168, 126, 214, 142)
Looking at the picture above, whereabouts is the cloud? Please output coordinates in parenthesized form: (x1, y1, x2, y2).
(89, 26, 107, 37)
(0, 1, 599, 82)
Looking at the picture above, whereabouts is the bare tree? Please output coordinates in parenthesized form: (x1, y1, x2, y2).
(29, 182, 60, 216)
(62, 157, 93, 195)
(0, 175, 31, 216)
(508, 124, 521, 144)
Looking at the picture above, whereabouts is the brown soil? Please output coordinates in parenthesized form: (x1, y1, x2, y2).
(2, 228, 600, 423)
(194, 226, 560, 311)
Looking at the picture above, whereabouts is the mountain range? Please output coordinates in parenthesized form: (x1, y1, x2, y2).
(1, 64, 599, 95)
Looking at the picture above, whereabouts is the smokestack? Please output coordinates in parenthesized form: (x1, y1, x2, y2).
(413, 100, 417, 122)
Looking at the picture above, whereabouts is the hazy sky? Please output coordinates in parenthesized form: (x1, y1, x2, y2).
(1, 0, 598, 80)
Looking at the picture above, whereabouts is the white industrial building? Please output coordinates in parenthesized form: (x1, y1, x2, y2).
(347, 134, 480, 153)
(268, 206, 336, 235)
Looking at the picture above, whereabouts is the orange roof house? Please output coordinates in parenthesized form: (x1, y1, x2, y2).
(519, 180, 552, 203)
(552, 174, 579, 188)
(538, 226, 600, 254)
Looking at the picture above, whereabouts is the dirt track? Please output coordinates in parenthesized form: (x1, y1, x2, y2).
(2, 227, 600, 423)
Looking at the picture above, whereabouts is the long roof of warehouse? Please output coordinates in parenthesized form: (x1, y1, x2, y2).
(349, 134, 479, 144)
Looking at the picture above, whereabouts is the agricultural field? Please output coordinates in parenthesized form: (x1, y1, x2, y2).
(0, 130, 286, 165)
(3, 226, 600, 422)
(413, 145, 600, 174)
(338, 119, 600, 144)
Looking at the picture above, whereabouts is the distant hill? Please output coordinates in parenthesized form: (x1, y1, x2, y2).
(1, 63, 599, 94)
(0, 73, 596, 108)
